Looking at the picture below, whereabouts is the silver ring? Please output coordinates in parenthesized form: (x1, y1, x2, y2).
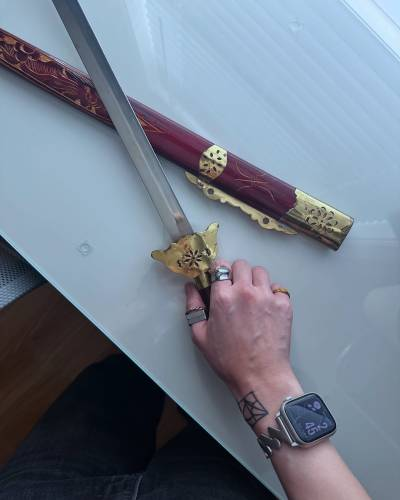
(185, 307, 207, 326)
(210, 266, 231, 284)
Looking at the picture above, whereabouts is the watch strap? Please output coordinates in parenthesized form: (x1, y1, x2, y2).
(257, 429, 281, 459)
(257, 415, 294, 459)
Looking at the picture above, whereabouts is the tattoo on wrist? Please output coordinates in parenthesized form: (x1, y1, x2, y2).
(237, 391, 269, 427)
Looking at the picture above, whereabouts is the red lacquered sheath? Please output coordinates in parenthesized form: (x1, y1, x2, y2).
(0, 28, 353, 249)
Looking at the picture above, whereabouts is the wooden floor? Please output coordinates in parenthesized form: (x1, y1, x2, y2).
(0, 283, 185, 466)
(0, 283, 118, 465)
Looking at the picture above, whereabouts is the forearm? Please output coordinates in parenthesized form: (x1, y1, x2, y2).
(185, 260, 370, 499)
(230, 370, 370, 500)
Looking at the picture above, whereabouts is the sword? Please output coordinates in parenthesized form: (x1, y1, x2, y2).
(52, 0, 217, 305)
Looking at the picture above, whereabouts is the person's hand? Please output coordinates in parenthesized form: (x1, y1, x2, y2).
(185, 259, 299, 400)
(185, 260, 371, 500)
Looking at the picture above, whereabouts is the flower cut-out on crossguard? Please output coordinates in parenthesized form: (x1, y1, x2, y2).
(151, 223, 218, 279)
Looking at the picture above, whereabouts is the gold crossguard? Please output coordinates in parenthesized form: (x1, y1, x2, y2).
(151, 222, 219, 288)
(185, 173, 296, 235)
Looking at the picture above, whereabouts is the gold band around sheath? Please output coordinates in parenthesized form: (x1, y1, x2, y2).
(280, 189, 353, 250)
(272, 287, 290, 298)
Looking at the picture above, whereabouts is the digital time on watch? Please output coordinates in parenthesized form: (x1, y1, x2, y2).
(258, 393, 336, 459)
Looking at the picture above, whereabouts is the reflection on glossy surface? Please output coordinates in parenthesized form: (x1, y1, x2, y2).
(0, 0, 399, 498)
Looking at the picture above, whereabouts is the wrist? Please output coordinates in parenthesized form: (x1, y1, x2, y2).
(230, 367, 304, 437)
(228, 363, 300, 401)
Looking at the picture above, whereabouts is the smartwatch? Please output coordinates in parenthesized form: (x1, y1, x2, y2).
(257, 393, 336, 458)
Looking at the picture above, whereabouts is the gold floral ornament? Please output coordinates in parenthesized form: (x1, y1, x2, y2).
(305, 206, 338, 233)
(151, 223, 219, 285)
(281, 190, 353, 250)
(199, 145, 227, 180)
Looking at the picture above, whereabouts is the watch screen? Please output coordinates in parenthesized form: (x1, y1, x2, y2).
(284, 393, 336, 443)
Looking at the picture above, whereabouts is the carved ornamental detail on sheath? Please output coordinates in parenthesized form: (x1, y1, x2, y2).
(232, 159, 278, 202)
(0, 31, 163, 134)
(199, 145, 228, 180)
(0, 33, 107, 116)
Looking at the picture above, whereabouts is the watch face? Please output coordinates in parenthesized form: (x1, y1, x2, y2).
(284, 393, 336, 444)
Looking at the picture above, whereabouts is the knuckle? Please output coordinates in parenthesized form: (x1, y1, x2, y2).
(234, 258, 248, 267)
(254, 265, 270, 281)
(213, 288, 232, 308)
(211, 258, 231, 271)
(274, 297, 293, 315)
(238, 284, 256, 302)
(253, 265, 266, 273)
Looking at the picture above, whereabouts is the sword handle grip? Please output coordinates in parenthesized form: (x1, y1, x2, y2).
(198, 286, 211, 317)
(194, 272, 211, 317)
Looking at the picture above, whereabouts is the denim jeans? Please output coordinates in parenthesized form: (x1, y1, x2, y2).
(0, 355, 275, 499)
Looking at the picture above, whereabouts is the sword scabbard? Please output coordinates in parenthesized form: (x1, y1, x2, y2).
(0, 28, 353, 250)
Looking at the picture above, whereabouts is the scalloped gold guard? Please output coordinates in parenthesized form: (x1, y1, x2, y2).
(185, 172, 296, 235)
(151, 222, 218, 280)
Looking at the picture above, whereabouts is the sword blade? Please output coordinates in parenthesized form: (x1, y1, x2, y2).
(52, 0, 193, 242)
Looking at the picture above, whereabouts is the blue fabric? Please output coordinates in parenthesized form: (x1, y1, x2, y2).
(0, 355, 274, 500)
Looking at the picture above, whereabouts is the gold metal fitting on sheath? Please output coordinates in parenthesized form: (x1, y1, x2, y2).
(186, 172, 296, 235)
(199, 145, 227, 180)
(280, 189, 353, 250)
(151, 222, 218, 288)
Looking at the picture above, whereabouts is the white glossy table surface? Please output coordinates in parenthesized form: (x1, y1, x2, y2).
(1, 1, 400, 498)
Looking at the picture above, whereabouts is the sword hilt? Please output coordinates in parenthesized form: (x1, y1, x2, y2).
(151, 223, 218, 318)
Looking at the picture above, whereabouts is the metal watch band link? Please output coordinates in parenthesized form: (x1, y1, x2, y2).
(257, 416, 294, 459)
(257, 430, 281, 459)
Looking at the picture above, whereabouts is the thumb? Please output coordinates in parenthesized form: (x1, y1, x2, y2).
(185, 282, 208, 348)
